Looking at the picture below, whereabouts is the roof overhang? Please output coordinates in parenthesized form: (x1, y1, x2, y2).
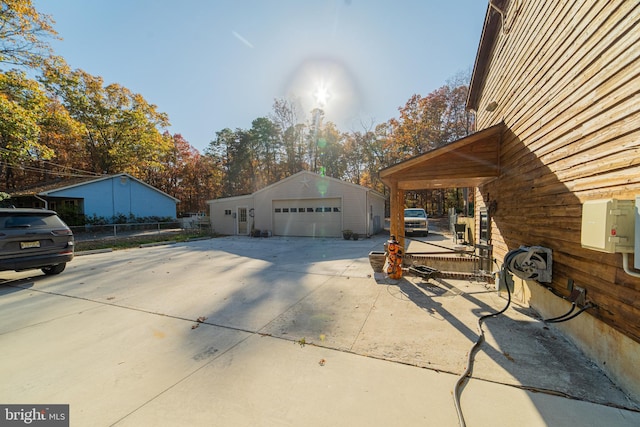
(466, 0, 509, 111)
(379, 122, 505, 190)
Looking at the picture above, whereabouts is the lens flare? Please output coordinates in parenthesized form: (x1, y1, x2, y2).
(317, 178, 328, 194)
(282, 57, 362, 127)
(314, 82, 330, 107)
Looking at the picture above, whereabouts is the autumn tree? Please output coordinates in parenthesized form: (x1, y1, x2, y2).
(446, 71, 476, 137)
(316, 121, 346, 179)
(0, 0, 58, 69)
(342, 117, 382, 187)
(37, 95, 87, 169)
(342, 131, 362, 184)
(202, 76, 476, 207)
(186, 153, 223, 213)
(0, 69, 53, 187)
(206, 128, 255, 197)
(390, 91, 448, 157)
(389, 78, 475, 215)
(304, 108, 346, 178)
(0, 3, 94, 189)
(0, 2, 225, 215)
(40, 58, 171, 175)
(306, 108, 324, 173)
(270, 97, 305, 175)
(145, 133, 220, 214)
(391, 81, 474, 158)
(250, 117, 281, 188)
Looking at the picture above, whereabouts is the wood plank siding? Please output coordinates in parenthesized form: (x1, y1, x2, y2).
(472, 0, 640, 342)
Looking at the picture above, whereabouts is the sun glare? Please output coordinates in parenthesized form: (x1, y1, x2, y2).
(314, 82, 330, 107)
(283, 57, 362, 128)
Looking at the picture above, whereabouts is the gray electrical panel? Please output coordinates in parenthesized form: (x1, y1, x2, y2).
(581, 199, 635, 253)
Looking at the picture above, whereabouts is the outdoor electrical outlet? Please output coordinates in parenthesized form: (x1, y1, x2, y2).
(575, 286, 586, 307)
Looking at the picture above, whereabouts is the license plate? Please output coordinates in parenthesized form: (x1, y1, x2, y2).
(20, 241, 40, 249)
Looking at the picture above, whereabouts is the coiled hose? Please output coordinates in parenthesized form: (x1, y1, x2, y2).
(452, 247, 593, 426)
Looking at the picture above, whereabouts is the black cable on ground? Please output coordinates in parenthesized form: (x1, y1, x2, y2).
(544, 303, 593, 323)
(448, 245, 597, 425)
(543, 303, 576, 322)
(452, 263, 512, 427)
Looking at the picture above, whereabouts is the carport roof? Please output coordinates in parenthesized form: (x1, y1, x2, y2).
(379, 122, 504, 190)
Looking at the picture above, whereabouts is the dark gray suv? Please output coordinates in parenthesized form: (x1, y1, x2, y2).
(0, 208, 74, 275)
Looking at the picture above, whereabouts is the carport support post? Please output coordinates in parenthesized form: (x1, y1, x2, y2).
(389, 180, 405, 250)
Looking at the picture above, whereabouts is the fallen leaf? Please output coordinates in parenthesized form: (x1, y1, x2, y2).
(503, 351, 515, 362)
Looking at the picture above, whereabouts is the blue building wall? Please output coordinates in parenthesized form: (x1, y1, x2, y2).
(50, 175, 176, 219)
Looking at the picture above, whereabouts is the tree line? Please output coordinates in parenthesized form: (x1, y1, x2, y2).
(1, 1, 476, 218)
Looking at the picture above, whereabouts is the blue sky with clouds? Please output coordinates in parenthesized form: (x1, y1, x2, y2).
(35, 0, 488, 152)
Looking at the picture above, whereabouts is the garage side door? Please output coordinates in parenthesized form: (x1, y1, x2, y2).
(273, 198, 342, 237)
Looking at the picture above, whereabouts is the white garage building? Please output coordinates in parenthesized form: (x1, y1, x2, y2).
(208, 171, 386, 238)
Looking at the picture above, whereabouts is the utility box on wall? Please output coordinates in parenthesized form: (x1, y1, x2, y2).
(581, 199, 635, 253)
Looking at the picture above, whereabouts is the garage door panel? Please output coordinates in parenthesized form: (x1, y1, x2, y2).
(273, 199, 341, 237)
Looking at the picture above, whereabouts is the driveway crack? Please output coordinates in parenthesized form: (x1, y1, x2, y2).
(349, 285, 382, 352)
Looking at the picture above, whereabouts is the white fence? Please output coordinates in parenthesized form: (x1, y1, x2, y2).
(70, 219, 210, 242)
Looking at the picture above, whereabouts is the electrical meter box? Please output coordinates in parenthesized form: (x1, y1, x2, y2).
(581, 199, 635, 253)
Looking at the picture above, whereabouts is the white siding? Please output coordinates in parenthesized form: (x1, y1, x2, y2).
(208, 195, 253, 235)
(208, 171, 386, 237)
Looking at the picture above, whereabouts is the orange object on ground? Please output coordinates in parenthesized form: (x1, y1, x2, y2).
(384, 236, 403, 279)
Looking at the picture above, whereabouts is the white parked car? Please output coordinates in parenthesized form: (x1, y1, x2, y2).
(404, 208, 429, 237)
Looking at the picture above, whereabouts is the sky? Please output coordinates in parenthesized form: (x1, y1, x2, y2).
(34, 0, 489, 153)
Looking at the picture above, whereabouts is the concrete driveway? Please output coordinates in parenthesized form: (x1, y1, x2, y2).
(0, 233, 638, 426)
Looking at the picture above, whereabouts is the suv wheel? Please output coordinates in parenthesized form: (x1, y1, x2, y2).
(42, 263, 66, 275)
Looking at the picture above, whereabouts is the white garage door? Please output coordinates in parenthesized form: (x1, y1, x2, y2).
(273, 198, 342, 237)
